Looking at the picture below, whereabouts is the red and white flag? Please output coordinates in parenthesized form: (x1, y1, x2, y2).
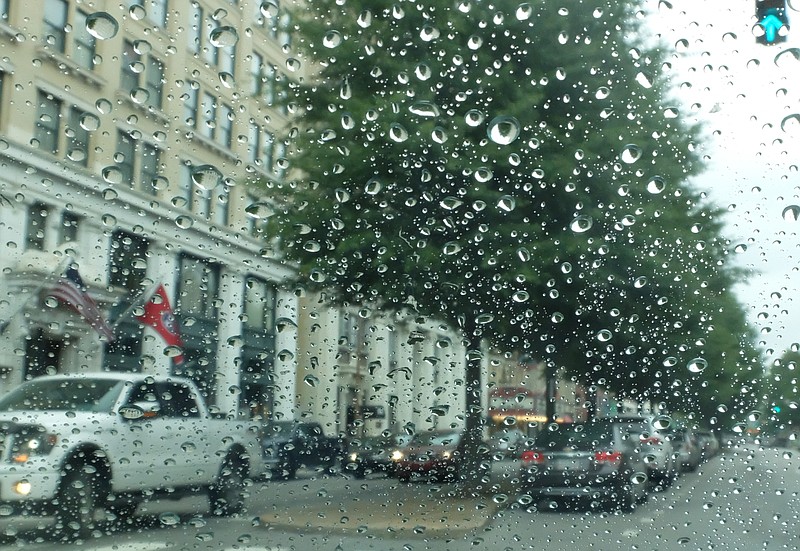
(49, 264, 115, 341)
(135, 284, 184, 365)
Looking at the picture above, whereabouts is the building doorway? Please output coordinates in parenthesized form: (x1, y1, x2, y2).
(24, 328, 63, 380)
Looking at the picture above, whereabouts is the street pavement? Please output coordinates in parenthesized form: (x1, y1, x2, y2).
(257, 458, 519, 536)
(2, 444, 800, 549)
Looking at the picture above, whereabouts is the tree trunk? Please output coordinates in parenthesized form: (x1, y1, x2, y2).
(455, 317, 486, 495)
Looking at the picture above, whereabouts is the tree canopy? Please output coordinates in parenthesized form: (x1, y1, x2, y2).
(269, 0, 760, 425)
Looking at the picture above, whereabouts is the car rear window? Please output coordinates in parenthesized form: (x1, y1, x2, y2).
(534, 424, 615, 451)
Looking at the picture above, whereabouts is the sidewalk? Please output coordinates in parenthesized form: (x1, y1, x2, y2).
(259, 461, 519, 536)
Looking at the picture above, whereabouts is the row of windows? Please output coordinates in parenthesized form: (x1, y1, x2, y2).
(37, 0, 287, 106)
(24, 204, 275, 330)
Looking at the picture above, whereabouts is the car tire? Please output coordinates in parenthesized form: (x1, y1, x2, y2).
(209, 455, 248, 516)
(56, 467, 100, 542)
(106, 495, 138, 525)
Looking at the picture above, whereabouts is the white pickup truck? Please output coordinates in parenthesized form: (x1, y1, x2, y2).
(0, 373, 265, 541)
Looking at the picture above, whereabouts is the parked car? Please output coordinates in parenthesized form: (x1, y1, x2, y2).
(695, 430, 720, 459)
(262, 421, 344, 479)
(627, 423, 679, 486)
(344, 434, 410, 479)
(669, 427, 702, 471)
(394, 430, 490, 483)
(488, 428, 528, 457)
(520, 419, 650, 511)
(0, 373, 265, 541)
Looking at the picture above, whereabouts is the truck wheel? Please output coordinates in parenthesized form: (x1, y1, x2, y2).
(210, 456, 247, 516)
(106, 495, 138, 525)
(56, 467, 99, 541)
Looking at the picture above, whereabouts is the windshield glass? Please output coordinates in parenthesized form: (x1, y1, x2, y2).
(0, 379, 123, 413)
(0, 0, 796, 548)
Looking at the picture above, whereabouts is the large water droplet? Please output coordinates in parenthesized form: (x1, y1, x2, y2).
(191, 164, 222, 191)
(569, 215, 593, 233)
(465, 109, 485, 127)
(635, 71, 654, 88)
(209, 26, 238, 48)
(487, 116, 520, 145)
(86, 12, 119, 40)
(388, 123, 408, 142)
(409, 101, 440, 118)
(782, 205, 800, 222)
(687, 357, 707, 373)
(323, 30, 342, 48)
(647, 175, 665, 194)
(620, 144, 642, 164)
(497, 195, 515, 212)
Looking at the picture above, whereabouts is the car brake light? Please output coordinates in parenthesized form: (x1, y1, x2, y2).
(594, 451, 622, 466)
(521, 450, 545, 464)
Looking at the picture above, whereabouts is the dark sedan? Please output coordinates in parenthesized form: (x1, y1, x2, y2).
(344, 434, 410, 479)
(393, 430, 491, 483)
(520, 420, 650, 511)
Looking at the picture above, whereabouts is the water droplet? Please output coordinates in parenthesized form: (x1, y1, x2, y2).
(365, 178, 382, 195)
(303, 240, 321, 253)
(516, 3, 533, 20)
(209, 26, 238, 48)
(781, 113, 800, 134)
(191, 164, 222, 191)
(634, 276, 647, 288)
(497, 195, 515, 212)
(245, 202, 274, 219)
(476, 313, 494, 325)
(653, 415, 672, 430)
(440, 197, 463, 210)
(128, 4, 146, 20)
(95, 98, 112, 114)
(465, 109, 485, 127)
(158, 512, 181, 526)
(260, 1, 279, 19)
(129, 87, 150, 105)
(175, 215, 194, 229)
(85, 12, 119, 40)
(420, 25, 440, 41)
(646, 175, 665, 194)
(323, 30, 342, 48)
(635, 71, 653, 88)
(388, 123, 408, 142)
(219, 72, 235, 88)
(512, 291, 530, 303)
(595, 86, 610, 99)
(774, 48, 800, 69)
(569, 215, 593, 233)
(620, 144, 642, 164)
(102, 166, 123, 184)
(590, 329, 615, 346)
(487, 116, 520, 145)
(303, 374, 319, 387)
(102, 188, 118, 201)
(335, 188, 351, 203)
(409, 101, 440, 118)
(475, 167, 493, 183)
(781, 205, 800, 222)
(687, 357, 707, 373)
(443, 242, 462, 255)
(431, 126, 448, 144)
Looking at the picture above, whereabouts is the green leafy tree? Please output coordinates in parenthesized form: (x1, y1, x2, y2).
(269, 0, 755, 480)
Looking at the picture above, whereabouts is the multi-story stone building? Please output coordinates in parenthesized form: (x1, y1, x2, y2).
(0, 0, 469, 437)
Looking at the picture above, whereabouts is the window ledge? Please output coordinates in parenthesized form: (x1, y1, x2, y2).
(187, 130, 238, 162)
(36, 46, 105, 88)
(115, 90, 170, 125)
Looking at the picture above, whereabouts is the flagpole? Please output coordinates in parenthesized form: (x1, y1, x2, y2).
(112, 281, 160, 329)
(0, 255, 73, 335)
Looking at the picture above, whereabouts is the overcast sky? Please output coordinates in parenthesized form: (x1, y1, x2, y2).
(649, 0, 800, 361)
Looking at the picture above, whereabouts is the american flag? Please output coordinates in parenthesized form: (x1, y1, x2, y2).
(49, 264, 115, 342)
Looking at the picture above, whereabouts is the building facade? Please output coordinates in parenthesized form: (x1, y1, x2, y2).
(0, 0, 470, 437)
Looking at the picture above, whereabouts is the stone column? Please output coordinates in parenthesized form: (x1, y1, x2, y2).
(214, 268, 244, 417)
(392, 323, 415, 436)
(295, 295, 338, 434)
(361, 322, 390, 436)
(272, 289, 298, 421)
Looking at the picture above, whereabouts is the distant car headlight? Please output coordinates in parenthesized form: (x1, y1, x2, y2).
(349, 452, 359, 462)
(391, 450, 404, 461)
(441, 450, 452, 459)
(10, 427, 57, 463)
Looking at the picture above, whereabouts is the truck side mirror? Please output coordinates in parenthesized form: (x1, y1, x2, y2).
(119, 401, 160, 420)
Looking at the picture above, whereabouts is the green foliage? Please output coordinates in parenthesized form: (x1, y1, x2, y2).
(268, 0, 758, 420)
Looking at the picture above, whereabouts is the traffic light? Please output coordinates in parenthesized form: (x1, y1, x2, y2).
(755, 0, 789, 44)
